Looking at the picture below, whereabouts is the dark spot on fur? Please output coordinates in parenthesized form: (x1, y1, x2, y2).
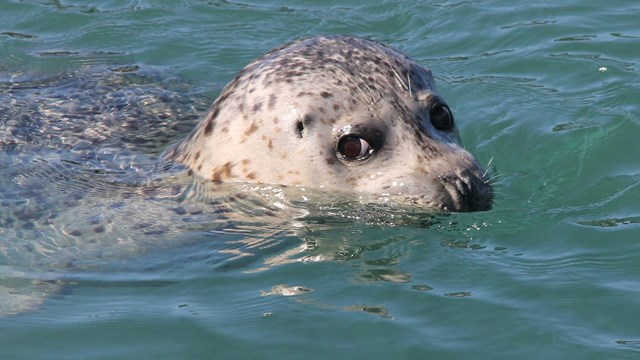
(212, 162, 233, 183)
(268, 93, 277, 110)
(320, 91, 332, 98)
(217, 90, 231, 104)
(326, 157, 336, 165)
(93, 226, 105, 234)
(244, 122, 259, 137)
(203, 107, 221, 136)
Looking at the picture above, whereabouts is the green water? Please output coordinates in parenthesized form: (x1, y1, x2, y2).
(1, 0, 639, 359)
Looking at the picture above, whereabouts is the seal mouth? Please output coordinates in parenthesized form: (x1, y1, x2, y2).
(438, 172, 493, 212)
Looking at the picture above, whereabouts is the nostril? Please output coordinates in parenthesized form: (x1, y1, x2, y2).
(439, 173, 492, 212)
(439, 174, 471, 197)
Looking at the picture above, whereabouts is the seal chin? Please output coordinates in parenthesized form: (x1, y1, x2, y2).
(437, 171, 493, 212)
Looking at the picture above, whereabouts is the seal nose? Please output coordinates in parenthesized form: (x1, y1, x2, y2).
(439, 171, 493, 212)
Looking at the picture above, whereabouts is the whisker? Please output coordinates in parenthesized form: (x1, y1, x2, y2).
(486, 156, 494, 169)
(484, 173, 502, 185)
(391, 68, 406, 90)
(384, 57, 412, 97)
(481, 156, 494, 179)
(330, 64, 382, 109)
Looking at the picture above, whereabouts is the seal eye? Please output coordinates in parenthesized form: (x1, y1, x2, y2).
(337, 135, 372, 161)
(430, 104, 454, 131)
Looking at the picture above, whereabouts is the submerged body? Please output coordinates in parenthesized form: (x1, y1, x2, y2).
(166, 35, 493, 212)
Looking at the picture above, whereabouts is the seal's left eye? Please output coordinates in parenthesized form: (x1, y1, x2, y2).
(337, 135, 373, 161)
(430, 104, 454, 131)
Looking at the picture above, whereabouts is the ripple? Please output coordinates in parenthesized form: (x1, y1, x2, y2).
(500, 19, 558, 29)
(260, 285, 312, 297)
(343, 304, 392, 319)
(554, 34, 597, 42)
(360, 269, 412, 283)
(1, 31, 38, 39)
(576, 216, 640, 228)
(444, 291, 472, 298)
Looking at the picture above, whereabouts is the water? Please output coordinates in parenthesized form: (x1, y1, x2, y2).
(1, 0, 639, 358)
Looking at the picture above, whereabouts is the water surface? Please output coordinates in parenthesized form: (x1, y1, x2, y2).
(1, 1, 639, 359)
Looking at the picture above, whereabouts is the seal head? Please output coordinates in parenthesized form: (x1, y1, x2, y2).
(165, 35, 493, 212)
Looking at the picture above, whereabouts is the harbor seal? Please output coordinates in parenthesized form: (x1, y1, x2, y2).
(165, 35, 493, 212)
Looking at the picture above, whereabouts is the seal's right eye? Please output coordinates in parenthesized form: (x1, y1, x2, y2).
(430, 103, 454, 131)
(337, 135, 373, 161)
